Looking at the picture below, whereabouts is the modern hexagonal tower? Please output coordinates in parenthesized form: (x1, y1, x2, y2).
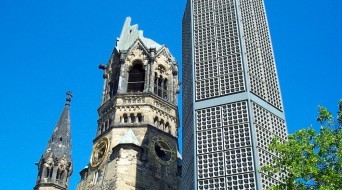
(182, 0, 288, 189)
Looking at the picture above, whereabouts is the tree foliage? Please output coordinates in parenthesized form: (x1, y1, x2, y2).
(262, 100, 342, 190)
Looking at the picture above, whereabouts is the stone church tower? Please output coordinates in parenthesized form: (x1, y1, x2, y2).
(77, 17, 181, 190)
(34, 92, 73, 190)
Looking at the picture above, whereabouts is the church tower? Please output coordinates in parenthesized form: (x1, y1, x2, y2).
(34, 92, 73, 190)
(77, 17, 181, 190)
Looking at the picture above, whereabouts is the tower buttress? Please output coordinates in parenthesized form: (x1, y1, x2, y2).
(34, 92, 73, 190)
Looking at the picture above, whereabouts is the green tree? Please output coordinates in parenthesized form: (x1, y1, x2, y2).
(262, 100, 342, 190)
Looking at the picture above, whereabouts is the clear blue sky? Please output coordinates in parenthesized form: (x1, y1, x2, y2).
(0, 0, 340, 189)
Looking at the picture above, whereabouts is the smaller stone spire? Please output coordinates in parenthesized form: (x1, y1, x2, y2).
(34, 92, 73, 190)
(44, 91, 72, 161)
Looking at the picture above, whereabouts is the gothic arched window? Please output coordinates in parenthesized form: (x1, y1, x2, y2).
(123, 114, 128, 123)
(160, 119, 164, 129)
(154, 117, 159, 126)
(46, 167, 53, 178)
(56, 169, 64, 181)
(127, 63, 145, 92)
(154, 71, 168, 100)
(158, 77, 162, 96)
(137, 113, 143, 123)
(130, 113, 136, 123)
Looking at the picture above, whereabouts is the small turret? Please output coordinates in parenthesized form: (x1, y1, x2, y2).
(34, 92, 73, 190)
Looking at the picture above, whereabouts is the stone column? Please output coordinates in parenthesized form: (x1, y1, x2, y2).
(144, 63, 150, 92)
(161, 78, 164, 98)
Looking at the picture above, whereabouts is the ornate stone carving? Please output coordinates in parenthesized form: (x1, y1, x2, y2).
(154, 53, 172, 78)
(156, 65, 166, 75)
(44, 153, 54, 169)
(57, 155, 68, 171)
(44, 153, 54, 178)
(125, 44, 148, 69)
(155, 54, 169, 66)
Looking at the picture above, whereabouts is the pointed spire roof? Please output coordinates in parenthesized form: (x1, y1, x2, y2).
(44, 91, 72, 162)
(118, 128, 140, 146)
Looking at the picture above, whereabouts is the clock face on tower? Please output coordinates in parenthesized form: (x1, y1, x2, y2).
(90, 137, 109, 168)
(149, 136, 176, 166)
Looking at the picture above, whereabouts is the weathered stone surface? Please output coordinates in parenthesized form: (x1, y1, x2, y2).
(77, 17, 180, 190)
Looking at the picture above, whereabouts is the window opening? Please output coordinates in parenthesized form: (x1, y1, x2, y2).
(137, 113, 143, 123)
(154, 68, 169, 100)
(158, 78, 163, 97)
(123, 114, 128, 123)
(127, 63, 145, 92)
(154, 117, 159, 127)
(130, 113, 136, 123)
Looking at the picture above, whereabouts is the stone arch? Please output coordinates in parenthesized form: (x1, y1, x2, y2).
(125, 42, 149, 68)
(130, 113, 136, 123)
(153, 48, 174, 77)
(154, 116, 159, 127)
(137, 113, 143, 123)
